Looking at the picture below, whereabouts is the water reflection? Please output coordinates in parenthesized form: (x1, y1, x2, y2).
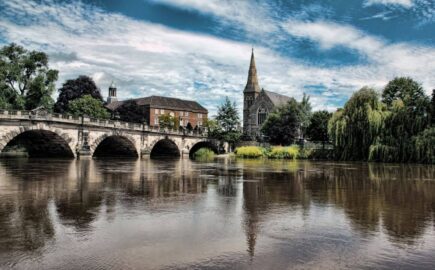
(0, 158, 434, 269)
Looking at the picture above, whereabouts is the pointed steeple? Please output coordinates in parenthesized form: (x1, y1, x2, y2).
(244, 48, 261, 93)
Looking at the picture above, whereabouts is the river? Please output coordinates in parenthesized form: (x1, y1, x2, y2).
(0, 158, 434, 269)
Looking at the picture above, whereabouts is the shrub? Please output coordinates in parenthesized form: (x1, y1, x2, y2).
(266, 146, 299, 159)
(235, 146, 264, 158)
(193, 148, 215, 160)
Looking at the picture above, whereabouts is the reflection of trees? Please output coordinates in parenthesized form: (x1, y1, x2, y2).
(305, 163, 435, 244)
(0, 159, 75, 253)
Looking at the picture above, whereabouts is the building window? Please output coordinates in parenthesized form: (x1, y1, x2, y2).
(198, 113, 202, 118)
(180, 111, 184, 116)
(154, 117, 159, 125)
(185, 112, 189, 117)
(170, 112, 174, 117)
(161, 109, 165, 114)
(257, 106, 268, 125)
(180, 119, 184, 126)
(155, 108, 159, 114)
(198, 121, 202, 126)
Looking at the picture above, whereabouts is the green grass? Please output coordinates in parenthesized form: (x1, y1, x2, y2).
(266, 146, 299, 159)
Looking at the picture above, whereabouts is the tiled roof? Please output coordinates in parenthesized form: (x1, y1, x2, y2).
(106, 95, 208, 113)
(263, 90, 292, 107)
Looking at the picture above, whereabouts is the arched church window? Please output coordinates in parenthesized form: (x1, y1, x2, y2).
(258, 106, 268, 125)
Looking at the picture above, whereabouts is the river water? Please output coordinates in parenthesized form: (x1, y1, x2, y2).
(0, 158, 434, 270)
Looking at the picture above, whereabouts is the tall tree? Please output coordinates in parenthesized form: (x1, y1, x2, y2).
(0, 43, 58, 110)
(67, 95, 110, 119)
(299, 93, 312, 138)
(382, 77, 429, 111)
(431, 89, 435, 125)
(261, 98, 302, 145)
(328, 87, 389, 161)
(54, 75, 103, 113)
(306, 110, 332, 144)
(214, 97, 242, 147)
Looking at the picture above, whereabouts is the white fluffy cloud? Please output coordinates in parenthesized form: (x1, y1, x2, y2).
(0, 0, 434, 116)
(364, 0, 414, 7)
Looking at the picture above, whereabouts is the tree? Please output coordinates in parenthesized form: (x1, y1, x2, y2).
(328, 87, 389, 161)
(261, 98, 302, 145)
(431, 89, 435, 125)
(306, 110, 332, 145)
(299, 93, 312, 138)
(159, 113, 176, 129)
(0, 43, 58, 110)
(382, 77, 429, 112)
(115, 100, 145, 123)
(67, 95, 110, 119)
(214, 97, 242, 147)
(54, 75, 103, 113)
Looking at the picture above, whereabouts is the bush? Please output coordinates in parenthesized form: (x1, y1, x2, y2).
(193, 148, 215, 160)
(235, 146, 264, 158)
(266, 146, 299, 159)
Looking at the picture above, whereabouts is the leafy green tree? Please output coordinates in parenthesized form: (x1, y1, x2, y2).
(54, 75, 104, 113)
(328, 87, 389, 161)
(115, 100, 145, 123)
(431, 89, 435, 125)
(261, 98, 302, 145)
(299, 93, 312, 138)
(67, 95, 110, 119)
(215, 97, 242, 147)
(382, 77, 428, 110)
(159, 113, 176, 129)
(306, 110, 332, 144)
(0, 43, 58, 110)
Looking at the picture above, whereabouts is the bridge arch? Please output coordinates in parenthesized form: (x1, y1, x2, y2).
(189, 140, 219, 158)
(91, 134, 138, 158)
(150, 138, 180, 158)
(0, 127, 75, 158)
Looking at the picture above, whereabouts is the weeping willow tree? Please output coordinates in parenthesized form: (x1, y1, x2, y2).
(370, 77, 431, 163)
(328, 87, 389, 161)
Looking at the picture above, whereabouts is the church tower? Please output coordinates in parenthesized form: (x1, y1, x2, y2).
(107, 81, 117, 104)
(243, 49, 261, 135)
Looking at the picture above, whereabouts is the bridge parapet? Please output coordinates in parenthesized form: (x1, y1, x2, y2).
(0, 110, 207, 138)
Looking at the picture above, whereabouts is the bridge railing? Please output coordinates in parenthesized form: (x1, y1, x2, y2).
(0, 109, 207, 137)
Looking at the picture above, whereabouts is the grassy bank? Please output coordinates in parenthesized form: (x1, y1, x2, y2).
(235, 145, 333, 160)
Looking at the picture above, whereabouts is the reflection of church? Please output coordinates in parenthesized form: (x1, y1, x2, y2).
(243, 50, 292, 139)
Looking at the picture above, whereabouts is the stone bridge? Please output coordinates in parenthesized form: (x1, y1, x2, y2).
(0, 110, 227, 159)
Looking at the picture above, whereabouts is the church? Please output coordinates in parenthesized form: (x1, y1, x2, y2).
(243, 50, 291, 139)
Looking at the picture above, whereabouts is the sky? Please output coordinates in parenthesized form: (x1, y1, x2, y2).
(0, 0, 434, 115)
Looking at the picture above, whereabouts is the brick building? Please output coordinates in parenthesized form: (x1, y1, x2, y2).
(106, 83, 207, 128)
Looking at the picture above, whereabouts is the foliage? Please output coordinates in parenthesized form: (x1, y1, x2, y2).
(205, 119, 220, 138)
(299, 93, 312, 138)
(115, 100, 145, 123)
(54, 75, 104, 113)
(306, 110, 332, 143)
(382, 77, 428, 109)
(159, 113, 176, 129)
(266, 146, 299, 159)
(210, 97, 242, 146)
(67, 95, 110, 119)
(0, 43, 58, 110)
(412, 127, 435, 164)
(431, 89, 435, 125)
(261, 98, 302, 145)
(235, 146, 264, 158)
(328, 87, 389, 161)
(193, 148, 215, 160)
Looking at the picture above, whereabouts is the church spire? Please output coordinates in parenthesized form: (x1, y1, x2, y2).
(244, 48, 260, 93)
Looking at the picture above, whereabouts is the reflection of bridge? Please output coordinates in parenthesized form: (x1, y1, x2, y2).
(0, 110, 226, 158)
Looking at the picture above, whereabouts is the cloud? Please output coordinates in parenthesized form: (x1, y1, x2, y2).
(364, 0, 414, 7)
(0, 0, 434, 117)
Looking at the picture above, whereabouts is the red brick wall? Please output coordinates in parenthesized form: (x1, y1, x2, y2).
(148, 107, 207, 128)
